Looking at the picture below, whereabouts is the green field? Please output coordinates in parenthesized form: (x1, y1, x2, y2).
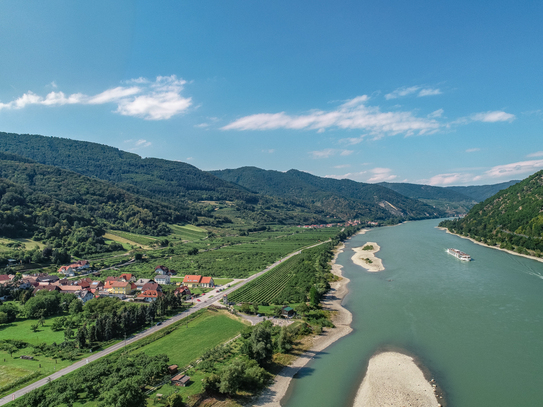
(168, 224, 207, 241)
(212, 278, 234, 286)
(107, 230, 157, 246)
(0, 315, 67, 346)
(228, 254, 301, 304)
(132, 310, 245, 368)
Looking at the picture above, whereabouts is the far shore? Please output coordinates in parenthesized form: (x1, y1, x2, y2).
(438, 227, 543, 264)
(353, 351, 441, 407)
(251, 243, 353, 407)
(351, 242, 385, 272)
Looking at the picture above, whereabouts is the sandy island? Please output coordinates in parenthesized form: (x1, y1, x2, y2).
(251, 243, 353, 407)
(351, 242, 385, 272)
(438, 227, 543, 264)
(354, 352, 441, 407)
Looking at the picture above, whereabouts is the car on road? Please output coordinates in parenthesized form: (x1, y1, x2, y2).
(197, 299, 201, 302)
(156, 322, 162, 326)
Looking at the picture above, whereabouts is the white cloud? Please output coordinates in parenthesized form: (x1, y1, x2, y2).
(471, 111, 516, 123)
(385, 86, 420, 100)
(428, 173, 473, 186)
(135, 139, 151, 147)
(428, 109, 444, 118)
(481, 159, 543, 178)
(310, 149, 336, 159)
(0, 75, 192, 120)
(418, 88, 442, 97)
(527, 151, 543, 158)
(325, 167, 397, 183)
(223, 96, 440, 138)
(367, 167, 397, 183)
(194, 123, 210, 128)
(466, 148, 480, 153)
(310, 149, 353, 159)
(333, 164, 351, 169)
(262, 149, 275, 154)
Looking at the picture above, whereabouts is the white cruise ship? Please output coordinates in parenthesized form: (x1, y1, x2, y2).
(447, 248, 471, 261)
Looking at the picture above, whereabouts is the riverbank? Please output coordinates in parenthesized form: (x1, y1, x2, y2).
(438, 227, 543, 264)
(252, 243, 353, 407)
(351, 242, 385, 272)
(353, 352, 441, 407)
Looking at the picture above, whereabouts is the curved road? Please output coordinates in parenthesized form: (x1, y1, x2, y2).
(0, 240, 329, 405)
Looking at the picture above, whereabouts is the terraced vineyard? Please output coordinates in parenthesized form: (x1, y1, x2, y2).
(228, 254, 303, 304)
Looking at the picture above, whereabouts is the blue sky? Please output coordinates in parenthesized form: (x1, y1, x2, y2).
(0, 1, 542, 185)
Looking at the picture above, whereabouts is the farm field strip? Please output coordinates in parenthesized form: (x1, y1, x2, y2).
(107, 230, 157, 246)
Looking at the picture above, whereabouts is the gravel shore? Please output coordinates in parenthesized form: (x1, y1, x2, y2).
(351, 242, 385, 272)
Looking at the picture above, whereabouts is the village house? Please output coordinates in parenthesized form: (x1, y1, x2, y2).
(89, 281, 104, 292)
(174, 285, 191, 298)
(60, 285, 83, 293)
(155, 275, 171, 285)
(281, 306, 296, 318)
(58, 260, 90, 276)
(137, 290, 163, 302)
(107, 281, 133, 295)
(33, 285, 61, 294)
(135, 278, 151, 290)
(142, 281, 162, 292)
(171, 374, 190, 387)
(0, 274, 14, 286)
(37, 275, 60, 284)
(74, 289, 94, 303)
(119, 273, 135, 282)
(155, 265, 169, 275)
(182, 275, 215, 288)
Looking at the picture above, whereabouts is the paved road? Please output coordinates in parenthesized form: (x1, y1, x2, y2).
(0, 240, 329, 406)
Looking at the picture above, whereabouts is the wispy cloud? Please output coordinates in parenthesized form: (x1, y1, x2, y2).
(476, 159, 543, 179)
(466, 148, 480, 153)
(223, 96, 440, 138)
(427, 173, 473, 186)
(325, 167, 396, 183)
(262, 149, 275, 154)
(0, 75, 192, 120)
(527, 151, 543, 158)
(428, 109, 444, 118)
(310, 149, 353, 159)
(418, 88, 442, 97)
(333, 164, 351, 169)
(367, 167, 397, 182)
(385, 86, 442, 100)
(471, 111, 516, 123)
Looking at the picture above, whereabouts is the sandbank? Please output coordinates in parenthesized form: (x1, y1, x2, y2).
(351, 242, 385, 272)
(438, 227, 543, 264)
(353, 351, 441, 407)
(252, 243, 353, 407)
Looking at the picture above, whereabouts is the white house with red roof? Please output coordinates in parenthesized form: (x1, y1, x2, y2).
(182, 275, 214, 288)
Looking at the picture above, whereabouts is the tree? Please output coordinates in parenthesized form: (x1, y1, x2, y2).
(39, 316, 45, 327)
(76, 326, 87, 349)
(30, 323, 39, 332)
(165, 393, 185, 407)
(295, 303, 309, 316)
(51, 318, 64, 331)
(0, 311, 8, 325)
(218, 360, 245, 394)
(309, 286, 319, 308)
(276, 326, 292, 354)
(64, 326, 73, 341)
(252, 303, 260, 315)
(69, 300, 83, 315)
(240, 303, 251, 314)
(99, 377, 145, 407)
(246, 322, 273, 365)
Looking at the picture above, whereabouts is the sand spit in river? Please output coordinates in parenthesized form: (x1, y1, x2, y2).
(353, 352, 441, 407)
(351, 242, 384, 272)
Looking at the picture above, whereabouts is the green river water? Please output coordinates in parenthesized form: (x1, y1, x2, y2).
(282, 219, 543, 407)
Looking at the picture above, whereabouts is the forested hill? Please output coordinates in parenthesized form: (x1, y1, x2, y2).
(0, 153, 189, 235)
(0, 132, 255, 203)
(445, 180, 520, 202)
(379, 182, 473, 202)
(210, 167, 445, 221)
(439, 170, 543, 257)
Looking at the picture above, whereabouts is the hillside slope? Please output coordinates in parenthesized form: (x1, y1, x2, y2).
(0, 152, 188, 235)
(211, 167, 444, 220)
(439, 170, 543, 257)
(445, 180, 520, 202)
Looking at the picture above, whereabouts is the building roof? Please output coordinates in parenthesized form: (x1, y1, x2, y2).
(120, 273, 132, 281)
(60, 285, 83, 291)
(142, 282, 161, 291)
(171, 374, 190, 384)
(200, 276, 213, 284)
(0, 274, 13, 281)
(183, 275, 202, 284)
(155, 265, 168, 271)
(135, 278, 150, 285)
(34, 285, 60, 293)
(155, 275, 170, 280)
(138, 290, 163, 298)
(109, 281, 130, 288)
(106, 276, 119, 282)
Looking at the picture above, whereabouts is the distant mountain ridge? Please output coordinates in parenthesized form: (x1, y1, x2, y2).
(210, 166, 444, 221)
(439, 170, 543, 257)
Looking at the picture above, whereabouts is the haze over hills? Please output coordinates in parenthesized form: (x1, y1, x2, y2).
(439, 170, 543, 257)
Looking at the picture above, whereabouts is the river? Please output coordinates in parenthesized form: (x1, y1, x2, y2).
(282, 219, 543, 407)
